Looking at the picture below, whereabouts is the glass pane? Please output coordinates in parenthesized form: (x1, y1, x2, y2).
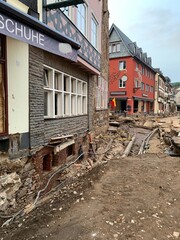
(44, 92, 48, 116)
(91, 17, 97, 48)
(55, 93, 58, 115)
(71, 78, 76, 93)
(44, 69, 49, 87)
(0, 64, 5, 132)
(71, 95, 76, 115)
(77, 4, 86, 35)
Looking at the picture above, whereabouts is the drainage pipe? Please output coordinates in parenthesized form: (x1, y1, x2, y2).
(122, 135, 136, 158)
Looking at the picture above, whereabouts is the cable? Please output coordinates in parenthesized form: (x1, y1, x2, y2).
(1, 139, 114, 227)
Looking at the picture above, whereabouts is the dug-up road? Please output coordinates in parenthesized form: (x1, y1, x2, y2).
(1, 115, 180, 240)
(1, 153, 180, 240)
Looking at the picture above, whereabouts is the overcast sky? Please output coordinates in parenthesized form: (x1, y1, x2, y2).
(108, 0, 180, 83)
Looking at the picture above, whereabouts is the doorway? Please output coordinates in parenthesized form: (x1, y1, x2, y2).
(120, 100, 127, 113)
(134, 100, 138, 113)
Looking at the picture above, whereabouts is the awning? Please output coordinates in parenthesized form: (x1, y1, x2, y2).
(0, 1, 80, 62)
(109, 97, 128, 100)
(133, 96, 154, 102)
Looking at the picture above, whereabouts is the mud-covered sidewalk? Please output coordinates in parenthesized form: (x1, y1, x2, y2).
(1, 153, 180, 240)
(1, 115, 180, 240)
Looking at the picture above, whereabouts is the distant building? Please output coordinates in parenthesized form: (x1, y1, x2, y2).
(154, 69, 166, 114)
(109, 24, 156, 115)
(175, 88, 180, 111)
(162, 77, 175, 113)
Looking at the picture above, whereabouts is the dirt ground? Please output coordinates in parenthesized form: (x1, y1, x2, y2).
(0, 116, 180, 240)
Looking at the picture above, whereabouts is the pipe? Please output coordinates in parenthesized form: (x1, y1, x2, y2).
(122, 135, 136, 158)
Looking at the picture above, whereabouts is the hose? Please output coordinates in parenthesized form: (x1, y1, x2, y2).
(1, 138, 114, 227)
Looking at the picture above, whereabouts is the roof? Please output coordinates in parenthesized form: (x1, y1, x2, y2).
(109, 24, 155, 71)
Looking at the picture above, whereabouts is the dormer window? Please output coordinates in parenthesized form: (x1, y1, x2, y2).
(109, 43, 120, 53)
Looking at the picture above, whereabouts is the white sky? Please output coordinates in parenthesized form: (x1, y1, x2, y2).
(108, 0, 180, 83)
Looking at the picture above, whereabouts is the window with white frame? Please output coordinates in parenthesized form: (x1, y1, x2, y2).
(142, 66, 145, 75)
(112, 44, 116, 53)
(146, 84, 149, 92)
(109, 45, 112, 53)
(134, 79, 140, 88)
(119, 78, 126, 88)
(110, 43, 120, 53)
(91, 15, 98, 48)
(116, 43, 120, 52)
(150, 86, 154, 93)
(44, 66, 87, 118)
(141, 82, 145, 90)
(119, 61, 126, 70)
(96, 76, 108, 109)
(136, 62, 139, 70)
(77, 3, 87, 36)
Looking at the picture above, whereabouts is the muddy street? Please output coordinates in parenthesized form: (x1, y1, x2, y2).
(1, 116, 180, 240)
(1, 153, 180, 240)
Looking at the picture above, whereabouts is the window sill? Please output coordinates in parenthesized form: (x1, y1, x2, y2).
(44, 114, 88, 120)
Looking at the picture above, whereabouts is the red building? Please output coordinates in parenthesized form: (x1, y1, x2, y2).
(109, 24, 156, 115)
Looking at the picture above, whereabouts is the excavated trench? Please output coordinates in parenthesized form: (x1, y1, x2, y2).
(108, 115, 180, 158)
(0, 116, 179, 230)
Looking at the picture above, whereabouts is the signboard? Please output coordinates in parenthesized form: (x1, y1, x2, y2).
(0, 12, 77, 62)
(110, 91, 126, 96)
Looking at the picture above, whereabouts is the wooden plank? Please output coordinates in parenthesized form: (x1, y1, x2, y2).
(50, 134, 74, 141)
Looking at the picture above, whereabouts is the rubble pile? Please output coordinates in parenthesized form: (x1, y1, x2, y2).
(0, 114, 179, 218)
(0, 158, 36, 215)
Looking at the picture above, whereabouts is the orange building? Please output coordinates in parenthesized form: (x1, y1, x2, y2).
(109, 24, 156, 115)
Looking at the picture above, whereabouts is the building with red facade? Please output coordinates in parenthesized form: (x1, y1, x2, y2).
(109, 24, 156, 115)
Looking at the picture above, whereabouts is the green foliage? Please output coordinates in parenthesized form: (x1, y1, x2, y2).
(171, 82, 180, 87)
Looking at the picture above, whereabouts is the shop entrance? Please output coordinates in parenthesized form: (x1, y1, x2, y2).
(134, 100, 138, 113)
(120, 100, 127, 113)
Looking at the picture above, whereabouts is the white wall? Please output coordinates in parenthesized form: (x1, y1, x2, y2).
(7, 37, 29, 134)
(7, 0, 43, 22)
(6, 0, 28, 13)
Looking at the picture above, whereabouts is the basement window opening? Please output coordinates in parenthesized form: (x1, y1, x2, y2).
(66, 144, 75, 158)
(43, 154, 52, 171)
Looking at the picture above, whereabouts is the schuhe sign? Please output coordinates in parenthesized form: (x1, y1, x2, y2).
(0, 13, 77, 61)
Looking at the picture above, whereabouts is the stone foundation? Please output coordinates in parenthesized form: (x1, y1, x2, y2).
(0, 133, 89, 214)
